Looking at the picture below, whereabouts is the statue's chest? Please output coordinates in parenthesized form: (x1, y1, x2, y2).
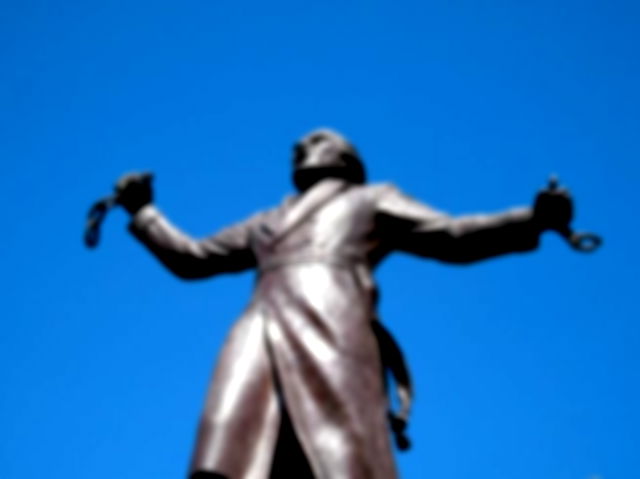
(250, 191, 375, 257)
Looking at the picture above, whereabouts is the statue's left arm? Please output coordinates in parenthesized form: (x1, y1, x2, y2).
(375, 185, 544, 264)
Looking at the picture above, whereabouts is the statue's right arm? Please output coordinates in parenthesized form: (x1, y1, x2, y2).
(128, 205, 259, 280)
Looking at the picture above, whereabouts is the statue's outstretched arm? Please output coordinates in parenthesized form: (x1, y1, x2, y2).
(112, 172, 259, 279)
(129, 205, 260, 279)
(375, 185, 542, 264)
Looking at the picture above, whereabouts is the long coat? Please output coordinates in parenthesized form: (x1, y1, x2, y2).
(129, 178, 540, 479)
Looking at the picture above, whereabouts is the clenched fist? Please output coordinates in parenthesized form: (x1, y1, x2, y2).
(532, 177, 573, 234)
(115, 172, 153, 215)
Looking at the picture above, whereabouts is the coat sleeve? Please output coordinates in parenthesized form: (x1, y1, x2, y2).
(128, 204, 260, 279)
(375, 185, 541, 264)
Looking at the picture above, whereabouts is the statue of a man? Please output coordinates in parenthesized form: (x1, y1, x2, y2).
(115, 129, 572, 479)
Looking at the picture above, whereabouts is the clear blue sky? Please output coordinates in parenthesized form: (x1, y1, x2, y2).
(1, 1, 638, 478)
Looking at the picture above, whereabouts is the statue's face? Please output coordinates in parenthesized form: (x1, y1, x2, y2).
(292, 128, 365, 192)
(293, 129, 352, 172)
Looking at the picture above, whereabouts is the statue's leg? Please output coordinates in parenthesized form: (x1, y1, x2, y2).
(189, 409, 313, 479)
(269, 407, 315, 479)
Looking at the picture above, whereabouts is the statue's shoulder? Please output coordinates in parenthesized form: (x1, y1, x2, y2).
(274, 193, 297, 211)
(358, 182, 402, 200)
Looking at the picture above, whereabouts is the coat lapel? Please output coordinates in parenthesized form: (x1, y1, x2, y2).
(269, 179, 349, 247)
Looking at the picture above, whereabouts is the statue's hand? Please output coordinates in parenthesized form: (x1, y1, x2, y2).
(533, 176, 573, 233)
(115, 172, 153, 215)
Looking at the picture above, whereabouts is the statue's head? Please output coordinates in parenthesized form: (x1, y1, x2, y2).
(292, 128, 366, 192)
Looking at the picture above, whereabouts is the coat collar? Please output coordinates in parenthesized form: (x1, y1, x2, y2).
(269, 178, 350, 246)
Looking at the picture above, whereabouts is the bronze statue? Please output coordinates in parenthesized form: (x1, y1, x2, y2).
(87, 129, 600, 478)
